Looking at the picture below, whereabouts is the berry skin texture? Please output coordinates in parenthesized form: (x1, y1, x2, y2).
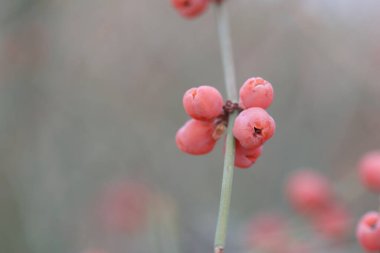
(239, 77, 274, 109)
(176, 119, 216, 155)
(286, 169, 332, 215)
(183, 86, 224, 121)
(232, 107, 275, 149)
(234, 141, 263, 169)
(171, 0, 209, 19)
(358, 150, 380, 192)
(356, 211, 380, 252)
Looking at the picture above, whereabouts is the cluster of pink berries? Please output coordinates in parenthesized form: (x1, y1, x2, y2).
(356, 151, 380, 252)
(286, 169, 351, 240)
(176, 77, 275, 169)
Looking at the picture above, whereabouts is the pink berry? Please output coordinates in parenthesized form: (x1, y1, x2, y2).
(239, 77, 274, 109)
(243, 144, 263, 161)
(234, 151, 253, 169)
(99, 181, 151, 234)
(358, 150, 380, 192)
(234, 141, 263, 169)
(176, 119, 216, 155)
(246, 213, 289, 252)
(313, 203, 351, 240)
(232, 107, 275, 149)
(171, 0, 209, 19)
(286, 169, 332, 215)
(183, 86, 224, 121)
(356, 211, 380, 251)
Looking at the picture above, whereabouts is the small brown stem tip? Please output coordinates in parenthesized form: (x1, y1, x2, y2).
(214, 247, 224, 253)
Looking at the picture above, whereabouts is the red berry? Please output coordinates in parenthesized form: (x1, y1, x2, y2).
(239, 77, 274, 109)
(99, 181, 151, 234)
(243, 144, 263, 161)
(234, 150, 253, 169)
(232, 107, 275, 149)
(246, 213, 289, 252)
(176, 119, 216, 155)
(286, 169, 332, 215)
(183, 86, 224, 121)
(171, 0, 209, 19)
(356, 211, 380, 251)
(358, 150, 380, 192)
(313, 203, 351, 240)
(234, 141, 263, 169)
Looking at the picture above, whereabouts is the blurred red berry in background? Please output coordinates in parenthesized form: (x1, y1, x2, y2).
(356, 211, 380, 252)
(312, 203, 351, 240)
(171, 0, 209, 19)
(286, 169, 333, 215)
(358, 150, 380, 192)
(99, 180, 151, 234)
(246, 213, 289, 253)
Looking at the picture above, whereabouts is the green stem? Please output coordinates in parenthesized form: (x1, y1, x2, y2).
(214, 2, 238, 253)
(216, 1, 238, 102)
(214, 112, 237, 253)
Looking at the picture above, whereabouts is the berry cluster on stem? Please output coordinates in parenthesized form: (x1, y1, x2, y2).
(176, 78, 275, 169)
(171, 1, 276, 252)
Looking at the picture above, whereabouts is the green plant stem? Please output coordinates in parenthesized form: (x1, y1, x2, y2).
(214, 2, 238, 253)
(216, 1, 238, 102)
(214, 112, 237, 253)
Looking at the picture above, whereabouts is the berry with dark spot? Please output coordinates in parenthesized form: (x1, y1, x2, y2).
(232, 107, 275, 149)
(356, 211, 380, 252)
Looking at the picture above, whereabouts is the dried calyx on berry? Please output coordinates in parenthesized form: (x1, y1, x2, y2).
(232, 107, 275, 149)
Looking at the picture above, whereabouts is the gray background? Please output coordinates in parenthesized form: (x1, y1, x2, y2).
(0, 0, 379, 252)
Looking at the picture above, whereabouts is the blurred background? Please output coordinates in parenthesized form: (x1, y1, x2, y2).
(1, 0, 380, 252)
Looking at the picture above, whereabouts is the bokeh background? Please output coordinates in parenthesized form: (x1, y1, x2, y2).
(1, 0, 380, 252)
